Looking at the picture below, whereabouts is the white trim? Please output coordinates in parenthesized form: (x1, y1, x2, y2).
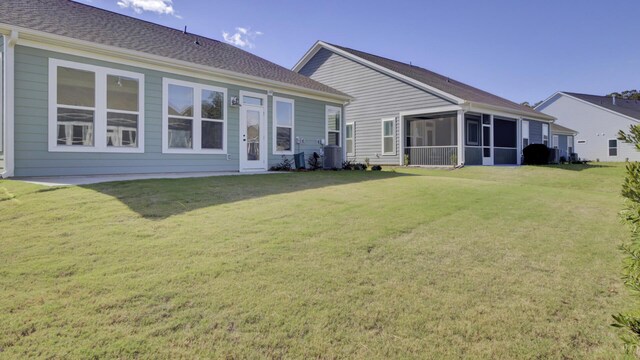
(552, 134, 559, 149)
(536, 92, 640, 123)
(272, 96, 295, 155)
(162, 78, 227, 154)
(381, 117, 396, 156)
(482, 115, 494, 166)
(456, 110, 464, 165)
(345, 122, 355, 156)
(294, 41, 464, 105)
(48, 59, 145, 153)
(325, 105, 342, 147)
(466, 117, 480, 146)
(239, 90, 268, 172)
(464, 102, 555, 122)
(1, 25, 350, 104)
(2, 31, 16, 177)
(397, 105, 462, 117)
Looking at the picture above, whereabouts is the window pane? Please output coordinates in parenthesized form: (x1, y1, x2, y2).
(107, 112, 138, 147)
(467, 121, 479, 144)
(243, 96, 263, 106)
(327, 109, 340, 131)
(168, 118, 193, 148)
(610, 148, 618, 156)
(202, 120, 223, 150)
(276, 101, 293, 126)
(202, 90, 224, 120)
(107, 75, 138, 111)
(57, 67, 95, 107)
(168, 84, 193, 117)
(383, 121, 394, 136)
(57, 108, 94, 146)
(346, 124, 353, 139)
(346, 139, 354, 154)
(328, 131, 339, 146)
(609, 139, 617, 148)
(276, 127, 292, 151)
(384, 137, 394, 153)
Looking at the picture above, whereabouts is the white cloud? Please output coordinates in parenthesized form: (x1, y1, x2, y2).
(116, 0, 179, 17)
(222, 27, 263, 49)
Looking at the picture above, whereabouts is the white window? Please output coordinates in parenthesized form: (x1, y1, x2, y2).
(609, 139, 618, 156)
(552, 135, 559, 149)
(162, 78, 227, 154)
(542, 123, 549, 146)
(326, 106, 341, 146)
(568, 136, 574, 154)
(522, 120, 529, 148)
(48, 59, 144, 153)
(382, 118, 396, 155)
(346, 123, 355, 155)
(273, 97, 294, 154)
(466, 119, 479, 146)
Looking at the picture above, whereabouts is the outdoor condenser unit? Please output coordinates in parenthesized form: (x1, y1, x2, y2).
(323, 145, 343, 169)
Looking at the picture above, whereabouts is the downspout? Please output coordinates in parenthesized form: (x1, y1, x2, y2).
(2, 30, 17, 178)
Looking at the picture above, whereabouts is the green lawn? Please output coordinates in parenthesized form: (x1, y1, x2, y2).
(0, 164, 633, 358)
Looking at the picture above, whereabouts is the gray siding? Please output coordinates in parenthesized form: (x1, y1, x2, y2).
(527, 119, 546, 145)
(299, 48, 453, 165)
(13, 45, 340, 176)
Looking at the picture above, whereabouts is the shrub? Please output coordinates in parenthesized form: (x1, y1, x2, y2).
(613, 125, 640, 354)
(269, 157, 293, 171)
(523, 144, 550, 165)
(342, 161, 368, 170)
(371, 165, 382, 171)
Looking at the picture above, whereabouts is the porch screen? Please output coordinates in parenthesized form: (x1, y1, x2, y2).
(494, 118, 517, 148)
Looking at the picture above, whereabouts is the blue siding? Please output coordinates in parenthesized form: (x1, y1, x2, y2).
(465, 147, 482, 165)
(526, 119, 548, 145)
(13, 45, 341, 176)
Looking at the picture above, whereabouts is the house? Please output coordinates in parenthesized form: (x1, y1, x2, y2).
(536, 92, 640, 162)
(0, 0, 350, 177)
(293, 41, 555, 166)
(550, 123, 578, 161)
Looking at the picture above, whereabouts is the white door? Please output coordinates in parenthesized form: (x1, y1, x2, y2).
(482, 115, 493, 165)
(239, 92, 267, 172)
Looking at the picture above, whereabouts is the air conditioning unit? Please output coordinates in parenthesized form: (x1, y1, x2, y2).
(323, 145, 343, 169)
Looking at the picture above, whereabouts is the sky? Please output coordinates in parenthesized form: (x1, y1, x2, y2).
(77, 0, 639, 104)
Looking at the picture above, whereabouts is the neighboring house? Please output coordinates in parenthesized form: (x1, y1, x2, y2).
(536, 92, 640, 162)
(550, 123, 578, 160)
(294, 41, 555, 166)
(0, 1, 350, 177)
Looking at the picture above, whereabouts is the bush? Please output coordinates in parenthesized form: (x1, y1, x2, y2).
(523, 144, 550, 165)
(342, 160, 368, 171)
(307, 152, 321, 171)
(269, 157, 293, 171)
(371, 165, 382, 171)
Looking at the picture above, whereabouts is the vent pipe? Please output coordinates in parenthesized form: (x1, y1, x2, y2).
(612, 94, 616, 106)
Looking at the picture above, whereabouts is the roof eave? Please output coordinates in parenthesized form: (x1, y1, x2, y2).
(0, 25, 352, 102)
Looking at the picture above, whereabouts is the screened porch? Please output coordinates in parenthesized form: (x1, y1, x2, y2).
(404, 112, 458, 166)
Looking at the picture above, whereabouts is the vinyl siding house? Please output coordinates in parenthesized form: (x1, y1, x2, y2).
(550, 123, 578, 160)
(0, 1, 350, 178)
(536, 92, 640, 162)
(294, 42, 555, 166)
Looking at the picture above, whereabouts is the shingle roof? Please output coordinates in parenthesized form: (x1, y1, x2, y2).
(562, 92, 640, 121)
(551, 123, 577, 135)
(0, 0, 348, 98)
(324, 43, 553, 120)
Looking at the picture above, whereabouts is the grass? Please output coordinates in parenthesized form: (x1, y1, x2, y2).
(0, 164, 633, 358)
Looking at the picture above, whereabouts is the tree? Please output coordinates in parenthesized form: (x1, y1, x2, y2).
(607, 90, 640, 100)
(613, 125, 640, 355)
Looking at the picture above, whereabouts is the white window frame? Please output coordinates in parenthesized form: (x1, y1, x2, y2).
(381, 117, 396, 155)
(542, 123, 549, 146)
(272, 96, 294, 155)
(522, 120, 529, 148)
(48, 59, 145, 153)
(609, 138, 618, 157)
(162, 78, 227, 154)
(552, 134, 559, 149)
(567, 136, 574, 154)
(345, 122, 355, 156)
(325, 105, 341, 147)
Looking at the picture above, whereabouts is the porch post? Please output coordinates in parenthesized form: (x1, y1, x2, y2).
(516, 117, 522, 165)
(457, 110, 464, 166)
(398, 114, 404, 166)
